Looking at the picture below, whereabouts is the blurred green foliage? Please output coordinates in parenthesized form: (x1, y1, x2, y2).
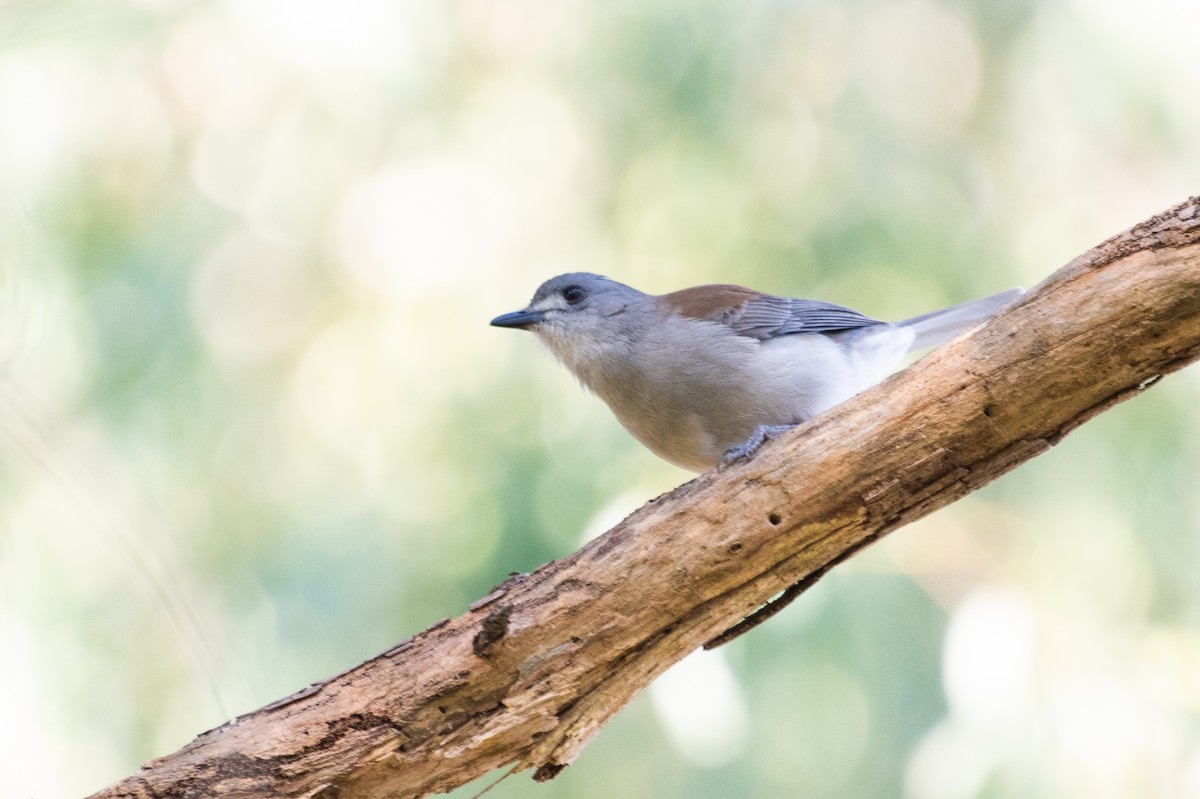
(1, 0, 1200, 797)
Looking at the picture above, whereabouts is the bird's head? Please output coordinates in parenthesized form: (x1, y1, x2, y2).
(490, 273, 648, 373)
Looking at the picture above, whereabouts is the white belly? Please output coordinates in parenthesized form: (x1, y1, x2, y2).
(581, 318, 914, 472)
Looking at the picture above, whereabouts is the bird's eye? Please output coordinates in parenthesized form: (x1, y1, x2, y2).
(562, 286, 586, 305)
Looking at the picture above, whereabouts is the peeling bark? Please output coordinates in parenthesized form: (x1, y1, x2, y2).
(89, 198, 1200, 798)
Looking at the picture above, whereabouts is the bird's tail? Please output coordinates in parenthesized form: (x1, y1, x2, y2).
(899, 288, 1024, 351)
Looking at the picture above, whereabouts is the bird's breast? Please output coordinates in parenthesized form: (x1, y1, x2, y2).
(577, 320, 803, 471)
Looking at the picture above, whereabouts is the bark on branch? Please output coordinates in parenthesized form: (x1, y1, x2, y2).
(90, 198, 1200, 798)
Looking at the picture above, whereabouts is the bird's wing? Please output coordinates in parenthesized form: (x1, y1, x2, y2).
(661, 285, 883, 341)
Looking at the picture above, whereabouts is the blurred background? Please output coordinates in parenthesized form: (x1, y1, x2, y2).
(1, 0, 1199, 796)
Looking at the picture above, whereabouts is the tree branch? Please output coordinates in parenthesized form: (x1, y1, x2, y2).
(90, 198, 1200, 798)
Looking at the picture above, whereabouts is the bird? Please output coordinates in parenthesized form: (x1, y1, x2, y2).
(491, 273, 1022, 473)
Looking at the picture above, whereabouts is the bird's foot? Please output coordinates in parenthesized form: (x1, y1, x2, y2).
(719, 424, 797, 470)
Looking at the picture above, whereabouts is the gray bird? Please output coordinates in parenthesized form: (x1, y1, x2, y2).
(491, 274, 1021, 472)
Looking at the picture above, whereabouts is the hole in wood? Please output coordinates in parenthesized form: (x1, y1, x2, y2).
(767, 513, 781, 526)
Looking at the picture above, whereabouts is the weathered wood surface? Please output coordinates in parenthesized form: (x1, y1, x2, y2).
(91, 198, 1200, 798)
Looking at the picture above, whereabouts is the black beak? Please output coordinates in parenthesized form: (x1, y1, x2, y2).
(490, 309, 544, 330)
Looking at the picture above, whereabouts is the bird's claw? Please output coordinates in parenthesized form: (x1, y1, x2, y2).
(719, 424, 797, 470)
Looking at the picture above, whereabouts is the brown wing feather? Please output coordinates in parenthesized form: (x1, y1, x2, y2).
(659, 284, 770, 320)
(659, 284, 882, 340)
